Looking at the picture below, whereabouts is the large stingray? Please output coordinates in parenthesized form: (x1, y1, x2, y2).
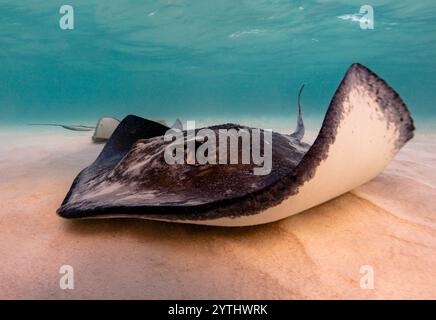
(57, 64, 415, 226)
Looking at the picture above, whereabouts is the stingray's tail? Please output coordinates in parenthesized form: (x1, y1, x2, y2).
(28, 123, 95, 132)
(290, 85, 305, 140)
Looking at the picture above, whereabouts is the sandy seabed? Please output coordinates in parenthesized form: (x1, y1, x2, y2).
(0, 127, 435, 299)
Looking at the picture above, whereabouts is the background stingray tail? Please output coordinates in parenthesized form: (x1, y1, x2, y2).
(290, 85, 305, 141)
(27, 123, 94, 132)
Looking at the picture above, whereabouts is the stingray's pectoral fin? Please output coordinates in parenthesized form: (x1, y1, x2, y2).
(289, 85, 305, 141)
(239, 63, 415, 226)
(92, 117, 121, 142)
(200, 63, 414, 226)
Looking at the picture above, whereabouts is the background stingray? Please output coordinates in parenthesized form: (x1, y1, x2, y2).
(58, 63, 415, 227)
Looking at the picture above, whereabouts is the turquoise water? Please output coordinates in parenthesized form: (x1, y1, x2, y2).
(1, 1, 435, 129)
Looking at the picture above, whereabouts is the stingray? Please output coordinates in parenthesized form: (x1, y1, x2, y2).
(57, 63, 415, 226)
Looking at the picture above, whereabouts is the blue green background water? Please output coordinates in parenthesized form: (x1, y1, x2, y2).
(1, 0, 435, 129)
